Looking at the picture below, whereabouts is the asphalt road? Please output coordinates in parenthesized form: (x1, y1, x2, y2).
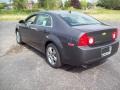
(0, 21, 120, 90)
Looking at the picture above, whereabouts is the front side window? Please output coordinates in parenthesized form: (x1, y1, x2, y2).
(35, 14, 52, 27)
(26, 15, 36, 25)
(60, 12, 101, 26)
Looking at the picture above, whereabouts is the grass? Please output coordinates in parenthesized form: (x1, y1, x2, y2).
(0, 8, 120, 21)
(0, 9, 39, 21)
(90, 14, 120, 21)
(0, 14, 27, 21)
(82, 8, 120, 21)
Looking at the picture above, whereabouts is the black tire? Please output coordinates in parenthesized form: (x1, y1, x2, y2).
(16, 31, 23, 44)
(46, 43, 62, 68)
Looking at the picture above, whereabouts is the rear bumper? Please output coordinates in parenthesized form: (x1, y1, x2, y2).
(62, 41, 119, 66)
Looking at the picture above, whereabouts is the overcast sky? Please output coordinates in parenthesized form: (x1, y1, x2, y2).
(0, 0, 96, 3)
(0, 0, 9, 3)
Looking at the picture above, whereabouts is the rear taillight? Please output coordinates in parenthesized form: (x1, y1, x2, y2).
(112, 30, 118, 40)
(78, 33, 94, 46)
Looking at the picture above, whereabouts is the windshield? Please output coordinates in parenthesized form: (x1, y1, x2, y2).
(60, 12, 101, 26)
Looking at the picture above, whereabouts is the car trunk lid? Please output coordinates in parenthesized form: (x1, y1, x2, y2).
(72, 24, 117, 46)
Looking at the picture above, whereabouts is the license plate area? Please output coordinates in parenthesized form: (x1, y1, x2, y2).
(101, 46, 112, 57)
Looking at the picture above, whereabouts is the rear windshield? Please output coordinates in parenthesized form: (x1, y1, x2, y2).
(60, 12, 101, 26)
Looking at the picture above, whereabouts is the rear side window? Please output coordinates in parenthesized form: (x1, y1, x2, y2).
(60, 12, 101, 26)
(35, 14, 52, 27)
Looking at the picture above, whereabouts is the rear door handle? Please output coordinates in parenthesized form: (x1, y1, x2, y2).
(44, 29, 49, 33)
(44, 30, 47, 33)
(30, 27, 37, 31)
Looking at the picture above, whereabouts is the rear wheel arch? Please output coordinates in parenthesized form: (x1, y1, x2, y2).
(44, 35, 65, 63)
(45, 35, 63, 53)
(45, 41, 53, 50)
(45, 40, 62, 53)
(46, 43, 62, 68)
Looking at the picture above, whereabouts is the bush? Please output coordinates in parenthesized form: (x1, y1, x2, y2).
(81, 0, 87, 9)
(13, 0, 27, 10)
(64, 0, 71, 9)
(0, 9, 40, 15)
(71, 0, 81, 9)
(98, 0, 120, 10)
(0, 3, 6, 9)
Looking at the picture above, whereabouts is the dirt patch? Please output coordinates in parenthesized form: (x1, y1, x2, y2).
(5, 45, 24, 55)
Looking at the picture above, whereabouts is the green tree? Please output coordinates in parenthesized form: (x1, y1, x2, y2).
(13, 0, 27, 10)
(98, 0, 120, 10)
(81, 0, 88, 10)
(71, 0, 80, 9)
(64, 0, 71, 9)
(0, 3, 6, 9)
(38, 0, 44, 8)
(58, 0, 63, 8)
(44, 0, 61, 9)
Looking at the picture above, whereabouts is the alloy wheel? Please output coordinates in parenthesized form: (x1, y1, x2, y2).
(46, 47, 57, 66)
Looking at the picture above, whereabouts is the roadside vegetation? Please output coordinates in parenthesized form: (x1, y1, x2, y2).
(0, 0, 120, 21)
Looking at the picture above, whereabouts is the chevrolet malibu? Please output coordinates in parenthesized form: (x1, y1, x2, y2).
(15, 11, 119, 68)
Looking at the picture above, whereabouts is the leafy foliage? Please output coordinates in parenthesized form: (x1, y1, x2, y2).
(71, 0, 80, 9)
(81, 0, 88, 9)
(0, 3, 6, 9)
(37, 0, 62, 9)
(64, 0, 71, 9)
(98, 0, 120, 10)
(13, 0, 27, 10)
(38, 0, 44, 8)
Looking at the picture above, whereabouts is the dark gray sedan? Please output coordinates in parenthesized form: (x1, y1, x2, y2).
(15, 11, 119, 68)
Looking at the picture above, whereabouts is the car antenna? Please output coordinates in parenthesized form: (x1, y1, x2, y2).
(69, 10, 71, 13)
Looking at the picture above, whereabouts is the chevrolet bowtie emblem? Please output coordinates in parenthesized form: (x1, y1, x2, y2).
(102, 32, 107, 36)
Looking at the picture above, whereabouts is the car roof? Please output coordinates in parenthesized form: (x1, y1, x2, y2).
(48, 10, 71, 14)
(36, 10, 81, 15)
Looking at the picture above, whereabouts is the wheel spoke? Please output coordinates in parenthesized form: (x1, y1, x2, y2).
(53, 56, 57, 61)
(52, 49, 56, 55)
(49, 47, 53, 54)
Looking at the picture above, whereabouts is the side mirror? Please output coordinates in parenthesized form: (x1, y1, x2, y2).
(19, 20, 25, 24)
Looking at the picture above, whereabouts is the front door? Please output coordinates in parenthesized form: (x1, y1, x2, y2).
(29, 14, 53, 52)
(20, 14, 37, 44)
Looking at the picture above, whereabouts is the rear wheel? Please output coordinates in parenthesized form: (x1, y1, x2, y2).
(16, 31, 23, 44)
(46, 44, 62, 68)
